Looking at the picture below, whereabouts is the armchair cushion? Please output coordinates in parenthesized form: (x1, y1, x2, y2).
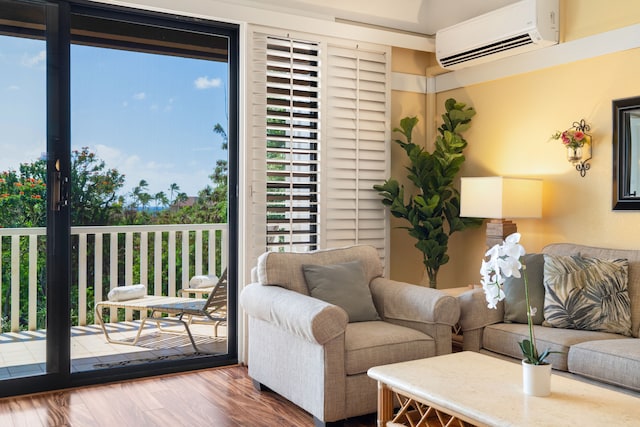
(303, 261, 380, 322)
(344, 321, 434, 375)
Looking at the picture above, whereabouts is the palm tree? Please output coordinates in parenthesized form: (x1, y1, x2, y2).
(139, 192, 152, 211)
(175, 192, 189, 204)
(154, 191, 168, 209)
(130, 179, 150, 209)
(168, 183, 180, 205)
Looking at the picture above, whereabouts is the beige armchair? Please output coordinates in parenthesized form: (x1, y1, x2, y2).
(240, 245, 460, 427)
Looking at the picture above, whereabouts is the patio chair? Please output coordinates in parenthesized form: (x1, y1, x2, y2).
(95, 269, 227, 353)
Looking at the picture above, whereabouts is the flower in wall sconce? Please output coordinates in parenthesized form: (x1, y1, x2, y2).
(551, 119, 592, 177)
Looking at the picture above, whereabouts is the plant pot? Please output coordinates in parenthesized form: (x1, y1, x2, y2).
(522, 360, 551, 397)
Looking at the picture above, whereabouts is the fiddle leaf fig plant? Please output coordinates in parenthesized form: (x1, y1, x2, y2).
(374, 98, 482, 288)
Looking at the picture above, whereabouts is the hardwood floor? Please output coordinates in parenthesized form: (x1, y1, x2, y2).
(0, 365, 377, 427)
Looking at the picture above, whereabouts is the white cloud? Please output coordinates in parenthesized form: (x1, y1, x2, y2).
(7, 85, 19, 91)
(0, 141, 46, 173)
(194, 76, 221, 90)
(93, 144, 194, 196)
(133, 92, 146, 100)
(21, 50, 46, 68)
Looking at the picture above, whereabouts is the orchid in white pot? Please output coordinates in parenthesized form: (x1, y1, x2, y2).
(480, 233, 555, 365)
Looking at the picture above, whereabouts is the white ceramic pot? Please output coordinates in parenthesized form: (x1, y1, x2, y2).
(522, 360, 552, 397)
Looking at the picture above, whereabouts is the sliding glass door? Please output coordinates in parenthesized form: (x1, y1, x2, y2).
(69, 8, 233, 373)
(0, 0, 50, 382)
(0, 0, 238, 397)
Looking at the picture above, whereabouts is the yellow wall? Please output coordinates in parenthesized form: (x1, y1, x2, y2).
(390, 48, 431, 285)
(389, 1, 640, 289)
(438, 47, 640, 288)
(561, 0, 640, 41)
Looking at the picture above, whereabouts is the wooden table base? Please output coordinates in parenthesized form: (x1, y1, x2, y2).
(378, 382, 473, 427)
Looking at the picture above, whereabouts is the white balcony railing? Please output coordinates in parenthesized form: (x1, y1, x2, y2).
(0, 223, 228, 332)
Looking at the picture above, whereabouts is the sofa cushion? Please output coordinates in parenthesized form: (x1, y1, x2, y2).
(543, 243, 640, 338)
(344, 321, 434, 375)
(543, 255, 632, 336)
(303, 261, 380, 322)
(503, 253, 545, 325)
(568, 339, 640, 392)
(256, 245, 384, 295)
(482, 323, 628, 371)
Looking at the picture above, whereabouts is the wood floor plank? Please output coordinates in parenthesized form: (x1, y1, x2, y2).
(9, 399, 48, 427)
(0, 365, 378, 427)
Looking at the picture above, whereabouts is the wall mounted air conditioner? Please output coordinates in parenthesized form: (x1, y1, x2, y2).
(435, 0, 559, 70)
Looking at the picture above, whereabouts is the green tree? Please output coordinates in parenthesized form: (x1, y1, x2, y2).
(168, 183, 180, 205)
(70, 147, 125, 225)
(161, 123, 228, 225)
(194, 123, 228, 222)
(154, 191, 168, 209)
(139, 192, 152, 211)
(374, 99, 482, 287)
(0, 162, 46, 228)
(1, 148, 125, 330)
(130, 179, 150, 210)
(175, 192, 188, 204)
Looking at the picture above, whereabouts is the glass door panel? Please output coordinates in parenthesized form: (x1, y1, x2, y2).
(0, 0, 48, 381)
(69, 13, 230, 372)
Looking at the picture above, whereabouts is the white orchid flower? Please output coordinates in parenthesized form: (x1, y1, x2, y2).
(479, 232, 526, 308)
(484, 244, 500, 259)
(497, 256, 521, 278)
(478, 232, 549, 365)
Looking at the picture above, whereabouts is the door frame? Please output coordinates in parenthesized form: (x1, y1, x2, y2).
(1, 0, 239, 398)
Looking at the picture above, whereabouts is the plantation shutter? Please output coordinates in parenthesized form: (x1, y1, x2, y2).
(251, 33, 320, 255)
(250, 32, 389, 266)
(324, 45, 389, 258)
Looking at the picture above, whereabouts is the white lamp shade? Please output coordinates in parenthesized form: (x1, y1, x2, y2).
(460, 177, 542, 219)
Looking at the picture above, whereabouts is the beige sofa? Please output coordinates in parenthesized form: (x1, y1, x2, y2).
(459, 243, 640, 394)
(240, 245, 459, 427)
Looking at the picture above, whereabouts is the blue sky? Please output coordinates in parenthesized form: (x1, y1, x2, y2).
(1, 34, 228, 199)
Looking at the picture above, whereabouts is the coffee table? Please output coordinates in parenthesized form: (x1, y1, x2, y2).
(367, 351, 640, 427)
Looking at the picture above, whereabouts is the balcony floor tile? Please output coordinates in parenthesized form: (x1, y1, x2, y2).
(0, 321, 227, 380)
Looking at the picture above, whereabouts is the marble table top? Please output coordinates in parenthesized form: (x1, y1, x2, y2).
(367, 351, 640, 426)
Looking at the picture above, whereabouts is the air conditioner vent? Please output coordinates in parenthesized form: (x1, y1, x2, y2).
(438, 34, 535, 68)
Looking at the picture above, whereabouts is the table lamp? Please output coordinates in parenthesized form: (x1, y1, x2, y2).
(460, 177, 542, 248)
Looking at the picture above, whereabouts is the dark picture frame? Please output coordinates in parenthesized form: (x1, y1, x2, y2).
(612, 96, 640, 210)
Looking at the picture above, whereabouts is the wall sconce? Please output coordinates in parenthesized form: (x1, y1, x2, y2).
(553, 119, 592, 177)
(460, 177, 542, 248)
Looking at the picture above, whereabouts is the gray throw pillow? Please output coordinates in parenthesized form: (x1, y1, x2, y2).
(503, 253, 545, 325)
(543, 254, 632, 336)
(303, 260, 380, 323)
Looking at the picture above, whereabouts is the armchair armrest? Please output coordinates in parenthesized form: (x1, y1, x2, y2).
(457, 288, 504, 351)
(370, 278, 459, 326)
(458, 288, 504, 331)
(240, 283, 348, 345)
